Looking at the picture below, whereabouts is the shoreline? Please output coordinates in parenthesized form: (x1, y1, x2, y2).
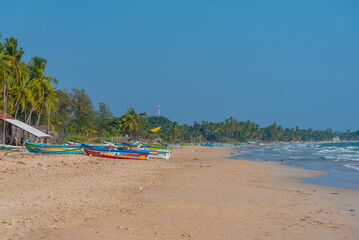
(233, 142, 359, 191)
(1, 146, 358, 239)
(245, 140, 359, 147)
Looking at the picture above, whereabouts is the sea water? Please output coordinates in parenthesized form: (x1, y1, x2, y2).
(234, 142, 359, 191)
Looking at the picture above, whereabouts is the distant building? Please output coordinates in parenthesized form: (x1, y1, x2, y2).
(0, 110, 50, 145)
(333, 136, 340, 141)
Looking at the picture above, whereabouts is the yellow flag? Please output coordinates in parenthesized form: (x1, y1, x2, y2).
(150, 127, 161, 133)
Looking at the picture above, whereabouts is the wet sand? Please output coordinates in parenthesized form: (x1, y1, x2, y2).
(0, 146, 358, 239)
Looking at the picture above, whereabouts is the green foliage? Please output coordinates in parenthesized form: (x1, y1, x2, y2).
(53, 89, 72, 135)
(120, 108, 147, 137)
(61, 135, 89, 144)
(238, 136, 248, 142)
(146, 116, 173, 139)
(147, 116, 172, 130)
(97, 102, 113, 131)
(69, 88, 95, 133)
(52, 105, 358, 143)
(171, 122, 180, 141)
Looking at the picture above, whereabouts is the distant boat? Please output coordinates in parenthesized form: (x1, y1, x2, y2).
(25, 142, 84, 154)
(200, 143, 222, 147)
(82, 144, 149, 160)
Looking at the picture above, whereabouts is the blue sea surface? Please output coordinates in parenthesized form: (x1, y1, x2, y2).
(234, 142, 359, 191)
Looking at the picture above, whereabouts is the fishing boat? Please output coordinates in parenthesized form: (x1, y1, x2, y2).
(147, 149, 171, 159)
(103, 141, 123, 147)
(140, 145, 167, 150)
(122, 143, 169, 159)
(25, 142, 84, 154)
(200, 143, 222, 147)
(82, 144, 149, 160)
(116, 142, 170, 159)
(138, 145, 170, 159)
(122, 142, 141, 149)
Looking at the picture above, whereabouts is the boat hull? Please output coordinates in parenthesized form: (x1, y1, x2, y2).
(147, 150, 171, 159)
(122, 142, 140, 149)
(25, 142, 84, 154)
(141, 145, 167, 150)
(83, 148, 148, 160)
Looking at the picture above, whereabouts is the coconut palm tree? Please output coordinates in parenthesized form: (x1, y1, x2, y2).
(121, 108, 142, 137)
(26, 56, 57, 126)
(1, 38, 26, 111)
(11, 72, 33, 118)
(3, 37, 24, 61)
(171, 121, 180, 142)
(0, 43, 8, 143)
(43, 90, 59, 132)
(0, 37, 26, 142)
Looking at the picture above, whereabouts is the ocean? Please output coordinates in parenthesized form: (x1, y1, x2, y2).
(233, 142, 359, 191)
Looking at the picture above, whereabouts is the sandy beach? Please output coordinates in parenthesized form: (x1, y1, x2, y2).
(1, 146, 358, 240)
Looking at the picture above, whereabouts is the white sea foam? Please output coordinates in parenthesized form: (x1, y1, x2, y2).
(346, 159, 359, 162)
(344, 164, 359, 172)
(346, 146, 359, 150)
(318, 147, 349, 154)
(241, 143, 359, 190)
(343, 153, 359, 157)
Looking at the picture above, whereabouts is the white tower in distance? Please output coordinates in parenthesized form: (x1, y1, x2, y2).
(157, 105, 160, 117)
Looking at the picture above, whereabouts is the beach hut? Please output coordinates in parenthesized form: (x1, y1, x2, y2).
(0, 110, 50, 145)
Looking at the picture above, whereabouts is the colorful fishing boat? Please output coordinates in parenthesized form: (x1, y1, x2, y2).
(25, 142, 84, 154)
(122, 142, 140, 149)
(140, 145, 167, 150)
(110, 142, 170, 159)
(82, 144, 149, 160)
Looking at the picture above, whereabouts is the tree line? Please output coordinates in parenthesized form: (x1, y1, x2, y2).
(1, 35, 358, 143)
(52, 89, 359, 143)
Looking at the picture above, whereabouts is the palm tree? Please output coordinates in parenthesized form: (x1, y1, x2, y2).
(26, 56, 57, 126)
(43, 90, 59, 133)
(0, 37, 25, 143)
(3, 38, 24, 61)
(11, 73, 33, 118)
(0, 40, 8, 143)
(171, 122, 180, 142)
(121, 108, 141, 136)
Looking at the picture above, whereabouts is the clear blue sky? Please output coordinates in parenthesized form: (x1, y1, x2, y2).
(1, 0, 358, 131)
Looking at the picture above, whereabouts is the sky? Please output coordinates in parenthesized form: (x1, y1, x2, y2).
(1, 0, 358, 131)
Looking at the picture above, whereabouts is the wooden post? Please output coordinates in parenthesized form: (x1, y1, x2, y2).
(47, 109, 51, 134)
(3, 81, 6, 144)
